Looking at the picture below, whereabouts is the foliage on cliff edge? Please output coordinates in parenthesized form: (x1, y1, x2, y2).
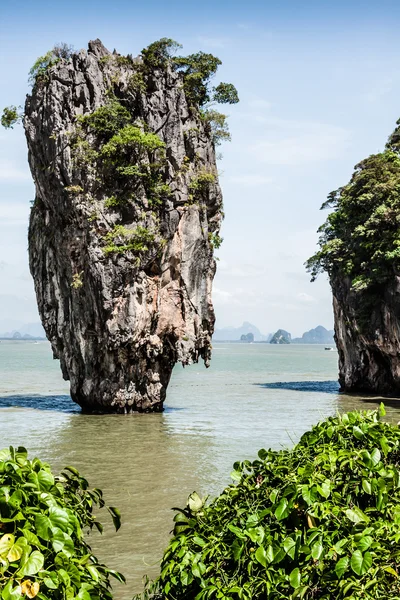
(138, 405, 400, 599)
(0, 448, 123, 599)
(307, 121, 400, 292)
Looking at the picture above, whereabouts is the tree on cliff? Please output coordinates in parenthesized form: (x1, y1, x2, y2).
(306, 126, 400, 293)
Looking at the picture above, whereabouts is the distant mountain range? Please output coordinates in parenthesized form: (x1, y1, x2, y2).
(292, 325, 335, 345)
(213, 322, 272, 342)
(213, 323, 335, 345)
(0, 322, 46, 340)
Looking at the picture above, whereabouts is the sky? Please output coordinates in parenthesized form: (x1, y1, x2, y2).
(1, 0, 400, 336)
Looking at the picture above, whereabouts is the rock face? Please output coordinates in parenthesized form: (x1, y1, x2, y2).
(332, 276, 400, 395)
(25, 40, 223, 412)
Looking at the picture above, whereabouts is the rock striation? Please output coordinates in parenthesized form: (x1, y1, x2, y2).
(25, 40, 223, 412)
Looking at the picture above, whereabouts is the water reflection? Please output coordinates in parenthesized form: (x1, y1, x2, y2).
(43, 411, 217, 597)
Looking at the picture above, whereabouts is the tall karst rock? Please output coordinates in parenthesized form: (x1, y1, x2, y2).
(307, 120, 400, 395)
(25, 39, 229, 412)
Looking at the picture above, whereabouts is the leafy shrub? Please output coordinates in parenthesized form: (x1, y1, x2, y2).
(103, 225, 156, 256)
(101, 125, 165, 159)
(28, 44, 73, 85)
(141, 39, 182, 69)
(138, 405, 400, 599)
(212, 83, 239, 105)
(208, 232, 223, 250)
(28, 52, 59, 85)
(0, 446, 123, 600)
(71, 272, 83, 289)
(77, 99, 132, 137)
(1, 106, 22, 129)
(188, 169, 216, 203)
(200, 110, 231, 146)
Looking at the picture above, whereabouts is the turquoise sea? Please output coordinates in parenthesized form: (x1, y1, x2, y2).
(0, 341, 396, 596)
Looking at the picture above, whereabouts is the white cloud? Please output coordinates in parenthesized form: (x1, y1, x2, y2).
(228, 174, 273, 186)
(0, 160, 31, 182)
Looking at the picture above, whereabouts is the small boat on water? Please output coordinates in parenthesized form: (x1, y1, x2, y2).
(325, 347, 334, 351)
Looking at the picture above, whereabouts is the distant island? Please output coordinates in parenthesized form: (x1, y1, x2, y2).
(213, 323, 335, 345)
(213, 322, 271, 342)
(0, 331, 46, 341)
(0, 321, 46, 340)
(292, 325, 335, 345)
(270, 329, 291, 344)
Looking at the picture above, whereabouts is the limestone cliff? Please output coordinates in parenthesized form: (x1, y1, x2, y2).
(332, 276, 400, 395)
(307, 121, 400, 396)
(25, 40, 224, 412)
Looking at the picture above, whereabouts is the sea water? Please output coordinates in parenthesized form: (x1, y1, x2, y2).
(0, 341, 397, 596)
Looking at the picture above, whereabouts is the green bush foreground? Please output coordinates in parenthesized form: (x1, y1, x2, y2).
(0, 447, 123, 600)
(138, 405, 400, 599)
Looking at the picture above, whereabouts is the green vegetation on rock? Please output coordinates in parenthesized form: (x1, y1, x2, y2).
(103, 225, 157, 256)
(0, 446, 123, 599)
(1, 106, 22, 129)
(307, 122, 400, 292)
(137, 405, 400, 600)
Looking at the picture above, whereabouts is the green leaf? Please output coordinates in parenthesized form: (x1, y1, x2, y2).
(362, 479, 372, 494)
(370, 448, 381, 467)
(7, 536, 28, 562)
(275, 498, 290, 520)
(18, 550, 44, 576)
(255, 546, 267, 567)
(48, 507, 69, 531)
(1, 580, 23, 600)
(108, 506, 122, 531)
(228, 524, 246, 539)
(353, 426, 364, 439)
(350, 550, 372, 575)
(318, 480, 331, 499)
(0, 534, 15, 558)
(311, 540, 323, 560)
(345, 507, 369, 523)
(335, 556, 349, 579)
(34, 515, 52, 541)
(246, 526, 264, 544)
(52, 529, 74, 556)
(269, 489, 278, 504)
(357, 536, 373, 552)
(378, 402, 386, 418)
(289, 567, 301, 588)
(283, 537, 297, 559)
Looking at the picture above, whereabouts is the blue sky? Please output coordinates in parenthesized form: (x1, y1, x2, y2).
(1, 0, 400, 335)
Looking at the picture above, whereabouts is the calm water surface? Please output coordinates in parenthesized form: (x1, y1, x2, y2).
(1, 341, 398, 596)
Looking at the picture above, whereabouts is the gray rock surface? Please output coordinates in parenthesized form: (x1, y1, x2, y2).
(332, 276, 400, 395)
(25, 40, 223, 412)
